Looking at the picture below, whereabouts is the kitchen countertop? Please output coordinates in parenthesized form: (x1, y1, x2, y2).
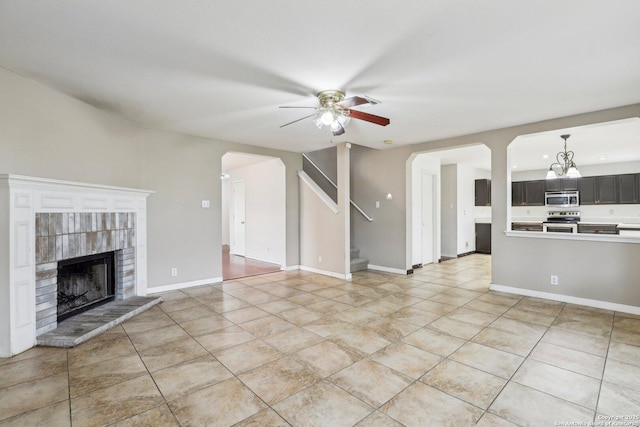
(479, 217, 640, 226)
(618, 223, 640, 229)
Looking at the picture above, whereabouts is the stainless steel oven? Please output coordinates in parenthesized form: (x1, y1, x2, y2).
(543, 223, 577, 233)
(545, 191, 579, 208)
(543, 210, 580, 234)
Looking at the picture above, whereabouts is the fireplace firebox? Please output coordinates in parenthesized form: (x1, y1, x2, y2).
(57, 252, 116, 322)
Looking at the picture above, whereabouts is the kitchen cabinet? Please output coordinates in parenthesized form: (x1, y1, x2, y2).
(579, 175, 617, 205)
(512, 173, 639, 207)
(511, 222, 543, 232)
(579, 177, 596, 205)
(545, 178, 578, 192)
(598, 176, 618, 204)
(474, 179, 491, 206)
(511, 180, 544, 206)
(475, 223, 491, 254)
(617, 173, 640, 204)
(577, 224, 619, 235)
(512, 182, 524, 206)
(525, 180, 545, 206)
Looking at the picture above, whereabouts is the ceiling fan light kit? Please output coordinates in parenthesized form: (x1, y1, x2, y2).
(280, 90, 390, 136)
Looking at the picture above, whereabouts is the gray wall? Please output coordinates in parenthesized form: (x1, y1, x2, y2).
(351, 144, 407, 269)
(349, 103, 640, 307)
(0, 67, 301, 289)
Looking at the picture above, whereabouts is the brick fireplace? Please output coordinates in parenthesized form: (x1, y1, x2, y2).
(0, 175, 153, 357)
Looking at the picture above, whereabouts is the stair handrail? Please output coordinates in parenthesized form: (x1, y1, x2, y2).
(302, 153, 373, 222)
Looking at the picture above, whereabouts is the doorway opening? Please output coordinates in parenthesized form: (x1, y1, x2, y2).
(407, 144, 491, 270)
(221, 152, 286, 280)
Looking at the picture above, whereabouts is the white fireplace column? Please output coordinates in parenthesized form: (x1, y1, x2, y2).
(0, 175, 153, 357)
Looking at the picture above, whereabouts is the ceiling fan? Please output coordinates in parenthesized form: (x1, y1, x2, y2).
(279, 90, 390, 136)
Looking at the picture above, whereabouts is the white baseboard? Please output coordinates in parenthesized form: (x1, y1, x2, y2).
(368, 264, 408, 275)
(285, 265, 300, 271)
(299, 265, 351, 281)
(490, 284, 640, 316)
(147, 277, 223, 294)
(242, 254, 283, 268)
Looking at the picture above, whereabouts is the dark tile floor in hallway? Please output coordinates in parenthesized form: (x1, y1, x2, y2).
(2, 254, 640, 426)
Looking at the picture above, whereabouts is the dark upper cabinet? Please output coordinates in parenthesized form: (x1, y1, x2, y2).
(525, 180, 545, 206)
(579, 175, 617, 205)
(511, 180, 544, 206)
(617, 174, 639, 204)
(512, 181, 525, 206)
(513, 173, 639, 207)
(474, 179, 491, 206)
(545, 178, 578, 192)
(545, 179, 561, 192)
(579, 177, 596, 205)
(598, 175, 617, 204)
(561, 178, 579, 191)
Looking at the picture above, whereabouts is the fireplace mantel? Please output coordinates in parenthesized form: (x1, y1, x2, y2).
(0, 174, 153, 357)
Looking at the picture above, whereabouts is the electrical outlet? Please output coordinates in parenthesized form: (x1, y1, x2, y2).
(465, 241, 469, 248)
(550, 275, 558, 285)
(201, 200, 210, 208)
(318, 256, 322, 263)
(171, 268, 178, 277)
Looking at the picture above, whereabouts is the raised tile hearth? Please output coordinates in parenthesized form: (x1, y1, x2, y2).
(37, 296, 162, 347)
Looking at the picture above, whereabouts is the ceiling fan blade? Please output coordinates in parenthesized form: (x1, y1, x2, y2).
(279, 106, 317, 109)
(337, 96, 369, 109)
(348, 110, 390, 126)
(337, 95, 381, 109)
(280, 113, 316, 128)
(332, 123, 345, 136)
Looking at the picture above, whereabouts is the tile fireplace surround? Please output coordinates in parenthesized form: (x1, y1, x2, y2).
(34, 211, 137, 335)
(0, 175, 153, 357)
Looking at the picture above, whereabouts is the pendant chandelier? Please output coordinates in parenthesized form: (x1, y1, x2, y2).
(546, 134, 581, 179)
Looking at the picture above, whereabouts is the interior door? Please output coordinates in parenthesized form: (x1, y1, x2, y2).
(422, 174, 436, 265)
(232, 180, 246, 256)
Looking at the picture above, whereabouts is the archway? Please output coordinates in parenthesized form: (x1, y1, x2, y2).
(221, 152, 286, 280)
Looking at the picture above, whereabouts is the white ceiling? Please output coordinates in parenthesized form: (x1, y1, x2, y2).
(221, 152, 275, 172)
(1, 1, 639, 153)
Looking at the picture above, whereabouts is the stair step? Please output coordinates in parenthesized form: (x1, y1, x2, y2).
(350, 257, 369, 273)
(350, 247, 360, 259)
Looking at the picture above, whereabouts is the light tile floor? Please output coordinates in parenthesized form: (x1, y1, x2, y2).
(2, 254, 640, 426)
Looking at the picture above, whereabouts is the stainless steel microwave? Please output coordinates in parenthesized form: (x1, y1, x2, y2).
(545, 191, 579, 207)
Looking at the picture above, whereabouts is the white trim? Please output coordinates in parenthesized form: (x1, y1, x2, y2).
(147, 277, 223, 294)
(490, 283, 640, 316)
(299, 265, 351, 281)
(1, 174, 154, 195)
(242, 254, 283, 269)
(302, 154, 372, 222)
(0, 174, 152, 357)
(285, 265, 300, 272)
(504, 230, 640, 244)
(368, 264, 408, 275)
(298, 171, 338, 214)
